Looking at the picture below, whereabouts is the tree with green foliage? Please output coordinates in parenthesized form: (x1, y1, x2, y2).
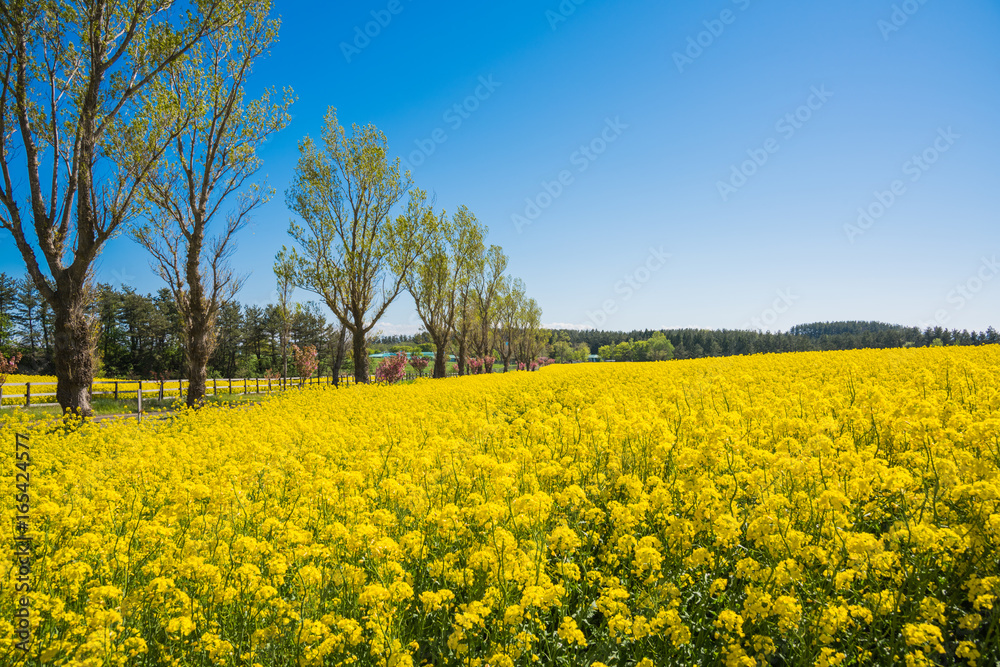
(552, 340, 573, 364)
(648, 331, 675, 361)
(512, 296, 545, 366)
(131, 0, 292, 407)
(494, 276, 526, 372)
(13, 274, 40, 354)
(451, 208, 487, 377)
(0, 0, 240, 415)
(274, 252, 296, 383)
(285, 109, 427, 384)
(406, 200, 483, 378)
(471, 244, 509, 370)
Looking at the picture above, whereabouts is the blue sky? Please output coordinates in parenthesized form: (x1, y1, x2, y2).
(3, 0, 999, 334)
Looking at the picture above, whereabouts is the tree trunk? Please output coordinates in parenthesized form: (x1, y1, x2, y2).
(281, 335, 288, 381)
(433, 333, 449, 379)
(457, 338, 467, 376)
(353, 326, 369, 384)
(185, 313, 213, 408)
(41, 309, 51, 357)
(331, 326, 348, 387)
(52, 296, 94, 416)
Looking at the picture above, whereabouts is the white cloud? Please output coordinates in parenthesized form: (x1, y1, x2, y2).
(544, 322, 594, 331)
(369, 321, 424, 337)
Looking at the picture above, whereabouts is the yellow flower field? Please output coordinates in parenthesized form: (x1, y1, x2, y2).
(2, 347, 1000, 666)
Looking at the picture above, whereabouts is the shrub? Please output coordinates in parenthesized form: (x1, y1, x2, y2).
(375, 352, 408, 384)
(0, 350, 21, 386)
(292, 345, 319, 385)
(409, 355, 430, 376)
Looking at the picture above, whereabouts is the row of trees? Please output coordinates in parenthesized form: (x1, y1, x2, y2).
(0, 278, 339, 380)
(279, 113, 545, 383)
(1, 275, 543, 382)
(0, 0, 292, 413)
(0, 0, 543, 414)
(553, 321, 1000, 361)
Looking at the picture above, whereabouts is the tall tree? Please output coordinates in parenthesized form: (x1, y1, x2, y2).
(0, 272, 16, 349)
(0, 0, 237, 414)
(242, 305, 266, 361)
(494, 276, 526, 372)
(285, 109, 426, 384)
(450, 208, 486, 376)
(472, 244, 508, 368)
(405, 200, 484, 378)
(131, 1, 292, 407)
(209, 301, 243, 378)
(512, 296, 545, 366)
(13, 274, 40, 353)
(274, 251, 295, 382)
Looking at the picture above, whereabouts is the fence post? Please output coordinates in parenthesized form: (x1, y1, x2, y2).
(256, 377, 260, 394)
(114, 381, 119, 401)
(228, 378, 232, 396)
(137, 380, 143, 422)
(25, 383, 30, 407)
(179, 379, 183, 401)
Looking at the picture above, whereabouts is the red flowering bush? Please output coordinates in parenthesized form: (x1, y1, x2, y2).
(0, 351, 21, 386)
(376, 352, 408, 384)
(292, 344, 319, 385)
(409, 355, 430, 376)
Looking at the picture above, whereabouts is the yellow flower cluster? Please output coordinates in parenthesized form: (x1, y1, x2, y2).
(2, 346, 1000, 665)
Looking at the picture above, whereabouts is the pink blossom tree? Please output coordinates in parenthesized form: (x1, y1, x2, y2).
(409, 355, 430, 377)
(375, 352, 408, 384)
(0, 351, 21, 387)
(292, 344, 319, 386)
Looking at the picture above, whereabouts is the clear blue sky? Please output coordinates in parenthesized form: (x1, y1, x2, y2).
(3, 0, 999, 334)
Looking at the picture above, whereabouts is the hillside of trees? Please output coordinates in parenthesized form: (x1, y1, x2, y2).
(550, 321, 1000, 360)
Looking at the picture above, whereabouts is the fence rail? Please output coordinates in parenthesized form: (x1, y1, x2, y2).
(0, 371, 456, 415)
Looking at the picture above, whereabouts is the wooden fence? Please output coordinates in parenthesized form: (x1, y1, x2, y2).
(0, 371, 454, 416)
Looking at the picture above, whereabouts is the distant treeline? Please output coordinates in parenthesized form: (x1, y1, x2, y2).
(550, 321, 999, 360)
(376, 320, 1000, 360)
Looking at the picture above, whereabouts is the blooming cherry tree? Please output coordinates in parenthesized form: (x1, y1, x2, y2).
(292, 345, 319, 386)
(376, 352, 408, 384)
